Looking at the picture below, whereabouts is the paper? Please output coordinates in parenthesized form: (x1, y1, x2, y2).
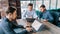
(32, 20, 43, 31)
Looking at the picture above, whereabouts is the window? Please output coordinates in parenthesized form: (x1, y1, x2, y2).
(51, 0, 56, 9)
(21, 1, 30, 13)
(36, 1, 42, 10)
(44, 0, 49, 10)
(20, 0, 60, 18)
(57, 0, 60, 8)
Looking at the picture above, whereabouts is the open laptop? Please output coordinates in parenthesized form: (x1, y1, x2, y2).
(26, 18, 35, 23)
(32, 20, 44, 32)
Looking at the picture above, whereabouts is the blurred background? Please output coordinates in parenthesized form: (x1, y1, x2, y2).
(0, 0, 60, 19)
(0, 0, 60, 34)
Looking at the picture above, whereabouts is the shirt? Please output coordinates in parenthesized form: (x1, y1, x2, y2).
(36, 10, 54, 23)
(23, 10, 37, 19)
(0, 17, 27, 34)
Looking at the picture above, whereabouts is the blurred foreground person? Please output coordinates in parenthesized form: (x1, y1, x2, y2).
(0, 7, 32, 34)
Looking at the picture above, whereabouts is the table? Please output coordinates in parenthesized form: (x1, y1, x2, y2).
(16, 19, 60, 34)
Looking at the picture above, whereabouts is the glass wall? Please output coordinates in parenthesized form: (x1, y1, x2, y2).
(21, 0, 60, 18)
(44, 0, 49, 9)
(36, 1, 42, 10)
(21, 1, 30, 18)
(51, 0, 56, 9)
(57, 0, 60, 8)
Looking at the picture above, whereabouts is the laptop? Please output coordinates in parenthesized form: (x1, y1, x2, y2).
(26, 18, 35, 23)
(32, 20, 44, 32)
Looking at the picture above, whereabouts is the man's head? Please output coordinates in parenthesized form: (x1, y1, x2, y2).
(28, 3, 33, 11)
(40, 5, 46, 12)
(6, 7, 17, 20)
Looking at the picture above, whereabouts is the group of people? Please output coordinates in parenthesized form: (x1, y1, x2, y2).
(23, 3, 53, 23)
(0, 3, 54, 34)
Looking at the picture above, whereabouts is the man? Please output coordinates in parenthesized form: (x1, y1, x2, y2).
(23, 3, 37, 19)
(36, 5, 53, 23)
(0, 7, 32, 34)
(23, 3, 37, 33)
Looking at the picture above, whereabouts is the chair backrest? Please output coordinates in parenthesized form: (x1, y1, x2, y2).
(50, 11, 60, 27)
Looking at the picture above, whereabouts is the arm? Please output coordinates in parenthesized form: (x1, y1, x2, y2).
(47, 12, 54, 23)
(13, 20, 25, 28)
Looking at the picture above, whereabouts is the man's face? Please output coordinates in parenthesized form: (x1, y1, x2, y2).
(7, 10, 17, 21)
(12, 10, 17, 20)
(28, 6, 33, 11)
(40, 7, 45, 12)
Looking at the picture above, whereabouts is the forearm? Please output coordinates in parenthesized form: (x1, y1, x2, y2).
(16, 25, 25, 29)
(18, 29, 28, 34)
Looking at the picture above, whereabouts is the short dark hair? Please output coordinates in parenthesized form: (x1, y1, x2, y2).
(28, 3, 33, 6)
(40, 4, 45, 8)
(6, 6, 16, 14)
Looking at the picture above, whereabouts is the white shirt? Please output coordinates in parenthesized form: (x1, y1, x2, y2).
(23, 9, 37, 19)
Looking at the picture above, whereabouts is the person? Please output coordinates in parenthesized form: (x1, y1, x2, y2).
(23, 3, 37, 19)
(36, 5, 53, 23)
(23, 3, 37, 33)
(0, 6, 32, 34)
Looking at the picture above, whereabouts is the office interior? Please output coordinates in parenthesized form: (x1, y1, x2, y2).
(0, 0, 60, 34)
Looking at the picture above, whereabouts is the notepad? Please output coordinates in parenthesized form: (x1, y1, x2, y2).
(32, 20, 43, 31)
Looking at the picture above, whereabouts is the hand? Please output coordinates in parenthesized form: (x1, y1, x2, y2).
(41, 18, 48, 22)
(26, 26, 32, 32)
(43, 19, 48, 22)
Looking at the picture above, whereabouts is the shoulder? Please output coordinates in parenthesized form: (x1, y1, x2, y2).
(1, 18, 9, 25)
(1, 17, 7, 22)
(46, 10, 50, 14)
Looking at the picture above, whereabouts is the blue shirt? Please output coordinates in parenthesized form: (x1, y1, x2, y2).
(0, 17, 27, 34)
(36, 10, 54, 23)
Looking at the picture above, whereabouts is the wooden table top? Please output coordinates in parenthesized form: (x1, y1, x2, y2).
(16, 19, 60, 34)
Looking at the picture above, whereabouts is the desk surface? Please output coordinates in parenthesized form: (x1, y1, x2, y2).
(17, 19, 60, 34)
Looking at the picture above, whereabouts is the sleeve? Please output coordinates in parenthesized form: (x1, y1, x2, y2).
(12, 20, 25, 29)
(47, 12, 54, 23)
(1, 22, 16, 34)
